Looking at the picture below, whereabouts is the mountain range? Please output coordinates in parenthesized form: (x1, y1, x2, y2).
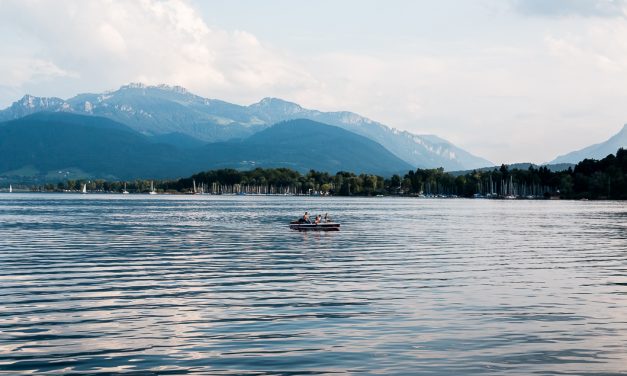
(550, 124, 627, 164)
(0, 114, 411, 181)
(0, 83, 492, 171)
(1, 83, 624, 182)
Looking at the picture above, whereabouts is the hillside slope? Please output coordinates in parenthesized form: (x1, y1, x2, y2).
(550, 125, 627, 164)
(0, 114, 411, 182)
(199, 119, 413, 175)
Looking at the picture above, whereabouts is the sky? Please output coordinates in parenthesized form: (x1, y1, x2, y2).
(1, 0, 627, 164)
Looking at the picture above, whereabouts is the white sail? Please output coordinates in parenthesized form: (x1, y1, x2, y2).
(9, 185, 12, 193)
(149, 181, 157, 195)
(82, 184, 87, 194)
(123, 182, 129, 194)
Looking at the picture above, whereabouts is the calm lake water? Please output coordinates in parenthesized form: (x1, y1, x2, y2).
(0, 194, 625, 375)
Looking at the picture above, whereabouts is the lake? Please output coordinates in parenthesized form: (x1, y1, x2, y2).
(0, 194, 625, 375)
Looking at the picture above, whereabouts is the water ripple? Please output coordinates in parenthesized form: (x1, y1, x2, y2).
(0, 194, 625, 375)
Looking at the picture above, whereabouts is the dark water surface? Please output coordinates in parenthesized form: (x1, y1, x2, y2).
(0, 194, 625, 375)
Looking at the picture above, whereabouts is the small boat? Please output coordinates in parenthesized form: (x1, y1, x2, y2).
(81, 184, 87, 194)
(9, 185, 12, 193)
(149, 181, 157, 195)
(289, 221, 340, 231)
(122, 182, 129, 194)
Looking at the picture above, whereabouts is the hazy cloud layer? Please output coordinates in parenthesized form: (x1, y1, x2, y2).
(513, 0, 627, 17)
(1, 0, 627, 164)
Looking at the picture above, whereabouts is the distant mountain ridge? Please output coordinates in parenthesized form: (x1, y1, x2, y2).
(0, 83, 492, 170)
(0, 113, 410, 181)
(448, 162, 576, 177)
(550, 124, 627, 164)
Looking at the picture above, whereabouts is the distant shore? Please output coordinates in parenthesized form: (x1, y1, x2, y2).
(0, 190, 612, 201)
(2, 148, 625, 200)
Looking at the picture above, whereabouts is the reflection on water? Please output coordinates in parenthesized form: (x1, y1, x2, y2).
(0, 194, 625, 375)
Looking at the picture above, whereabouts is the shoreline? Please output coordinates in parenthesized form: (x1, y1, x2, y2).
(0, 191, 616, 201)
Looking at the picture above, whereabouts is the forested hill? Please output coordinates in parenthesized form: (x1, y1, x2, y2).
(0, 113, 411, 182)
(0, 112, 188, 180)
(195, 119, 413, 176)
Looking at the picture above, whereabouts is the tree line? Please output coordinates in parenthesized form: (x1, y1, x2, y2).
(27, 148, 627, 200)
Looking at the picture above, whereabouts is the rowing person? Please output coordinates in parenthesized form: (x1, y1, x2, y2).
(298, 211, 311, 224)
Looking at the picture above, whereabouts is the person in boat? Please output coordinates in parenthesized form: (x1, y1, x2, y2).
(324, 213, 331, 223)
(314, 215, 322, 224)
(298, 211, 311, 224)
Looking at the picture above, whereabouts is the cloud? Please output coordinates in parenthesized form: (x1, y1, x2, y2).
(291, 14, 627, 164)
(512, 0, 627, 18)
(1, 0, 627, 164)
(0, 57, 77, 87)
(0, 0, 316, 103)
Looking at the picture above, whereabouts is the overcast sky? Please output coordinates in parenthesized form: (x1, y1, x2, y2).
(1, 0, 626, 163)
